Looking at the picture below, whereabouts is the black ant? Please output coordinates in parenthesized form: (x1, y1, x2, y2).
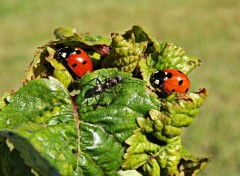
(84, 75, 124, 98)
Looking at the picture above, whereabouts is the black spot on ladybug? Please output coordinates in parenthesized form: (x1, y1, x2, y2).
(82, 60, 87, 65)
(185, 88, 189, 93)
(75, 49, 81, 54)
(171, 89, 175, 92)
(178, 70, 183, 74)
(166, 72, 172, 78)
(72, 63, 77, 68)
(178, 79, 183, 86)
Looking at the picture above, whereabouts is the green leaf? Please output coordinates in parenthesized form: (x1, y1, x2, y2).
(81, 35, 111, 46)
(51, 32, 111, 48)
(101, 33, 147, 73)
(75, 68, 159, 175)
(0, 91, 11, 110)
(0, 77, 76, 175)
(123, 89, 208, 175)
(23, 46, 75, 89)
(23, 47, 52, 83)
(45, 47, 73, 88)
(160, 89, 208, 128)
(123, 128, 182, 175)
(78, 123, 125, 176)
(0, 68, 160, 175)
(0, 77, 74, 129)
(50, 33, 111, 63)
(77, 68, 159, 117)
(123, 25, 161, 53)
(142, 158, 160, 176)
(122, 129, 160, 170)
(116, 169, 143, 176)
(179, 147, 211, 176)
(140, 89, 208, 143)
(54, 27, 77, 39)
(0, 137, 33, 176)
(154, 43, 201, 74)
(139, 42, 201, 85)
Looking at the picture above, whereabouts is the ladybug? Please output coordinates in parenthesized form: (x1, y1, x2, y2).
(150, 68, 190, 94)
(55, 46, 93, 78)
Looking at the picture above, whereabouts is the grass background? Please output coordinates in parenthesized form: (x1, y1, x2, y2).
(0, 0, 239, 175)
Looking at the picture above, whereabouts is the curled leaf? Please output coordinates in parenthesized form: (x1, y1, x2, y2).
(160, 89, 208, 128)
(123, 89, 208, 175)
(153, 43, 201, 74)
(102, 33, 147, 73)
(140, 43, 201, 85)
(123, 127, 182, 175)
(179, 147, 211, 176)
(45, 47, 73, 88)
(23, 47, 52, 83)
(123, 25, 161, 53)
(54, 27, 77, 39)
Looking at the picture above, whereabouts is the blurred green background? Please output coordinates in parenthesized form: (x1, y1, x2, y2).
(0, 0, 239, 175)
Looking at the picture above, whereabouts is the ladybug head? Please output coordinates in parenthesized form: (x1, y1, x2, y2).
(150, 70, 167, 89)
(54, 46, 75, 62)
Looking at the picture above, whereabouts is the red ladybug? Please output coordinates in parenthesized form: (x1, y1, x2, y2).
(150, 68, 190, 94)
(67, 48, 93, 77)
(55, 46, 93, 78)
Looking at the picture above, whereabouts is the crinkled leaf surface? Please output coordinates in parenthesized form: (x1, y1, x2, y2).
(123, 89, 209, 175)
(123, 25, 161, 53)
(152, 43, 201, 74)
(101, 33, 147, 73)
(140, 42, 201, 86)
(75, 68, 159, 175)
(158, 89, 208, 130)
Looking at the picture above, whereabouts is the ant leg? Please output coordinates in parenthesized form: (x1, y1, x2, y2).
(111, 87, 117, 97)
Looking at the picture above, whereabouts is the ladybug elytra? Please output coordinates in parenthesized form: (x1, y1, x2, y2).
(55, 46, 93, 78)
(150, 68, 190, 94)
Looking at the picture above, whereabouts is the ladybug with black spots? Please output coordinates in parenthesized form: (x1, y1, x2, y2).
(55, 46, 93, 78)
(150, 68, 190, 94)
